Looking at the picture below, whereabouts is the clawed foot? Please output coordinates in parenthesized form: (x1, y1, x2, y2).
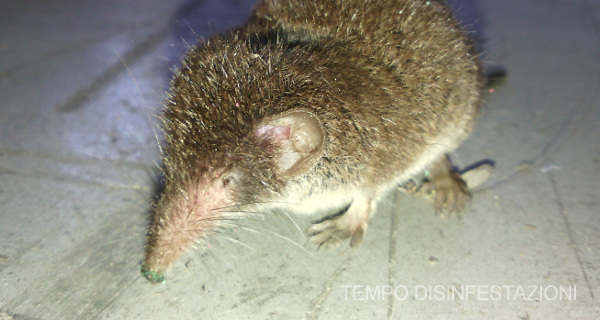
(308, 213, 366, 248)
(307, 195, 373, 248)
(422, 169, 470, 218)
(421, 156, 493, 218)
(306, 157, 493, 249)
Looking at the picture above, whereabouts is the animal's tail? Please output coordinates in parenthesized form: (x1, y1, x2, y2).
(484, 65, 507, 88)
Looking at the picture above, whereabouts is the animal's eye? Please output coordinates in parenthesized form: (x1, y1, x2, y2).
(222, 175, 238, 187)
(222, 177, 230, 187)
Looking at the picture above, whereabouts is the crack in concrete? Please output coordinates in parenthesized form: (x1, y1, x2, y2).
(90, 276, 142, 320)
(387, 191, 401, 320)
(548, 171, 595, 301)
(55, 27, 170, 113)
(0, 148, 156, 191)
(305, 252, 354, 320)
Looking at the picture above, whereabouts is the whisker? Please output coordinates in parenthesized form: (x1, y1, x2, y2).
(242, 225, 311, 255)
(211, 221, 244, 230)
(192, 215, 246, 225)
(185, 20, 201, 43)
(220, 235, 254, 251)
(210, 203, 254, 211)
(115, 50, 165, 170)
(72, 150, 152, 200)
(217, 209, 263, 216)
(124, 134, 162, 183)
(273, 210, 306, 241)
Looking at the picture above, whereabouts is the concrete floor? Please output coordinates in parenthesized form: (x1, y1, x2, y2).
(1, 0, 599, 319)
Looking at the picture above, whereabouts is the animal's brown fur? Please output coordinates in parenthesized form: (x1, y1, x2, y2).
(142, 0, 483, 281)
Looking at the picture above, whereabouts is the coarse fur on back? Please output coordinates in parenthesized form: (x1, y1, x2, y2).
(141, 0, 483, 283)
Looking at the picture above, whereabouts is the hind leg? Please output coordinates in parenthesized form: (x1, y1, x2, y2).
(423, 155, 471, 218)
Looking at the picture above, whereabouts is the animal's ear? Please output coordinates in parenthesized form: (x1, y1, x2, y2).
(255, 110, 324, 177)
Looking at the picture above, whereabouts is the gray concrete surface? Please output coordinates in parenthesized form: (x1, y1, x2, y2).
(1, 0, 599, 319)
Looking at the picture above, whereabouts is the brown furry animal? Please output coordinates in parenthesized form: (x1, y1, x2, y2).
(141, 0, 483, 283)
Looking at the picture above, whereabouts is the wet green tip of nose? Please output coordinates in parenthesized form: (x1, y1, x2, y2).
(141, 265, 165, 284)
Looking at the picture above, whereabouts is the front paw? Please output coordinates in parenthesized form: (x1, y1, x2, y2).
(307, 214, 366, 249)
(307, 195, 373, 249)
